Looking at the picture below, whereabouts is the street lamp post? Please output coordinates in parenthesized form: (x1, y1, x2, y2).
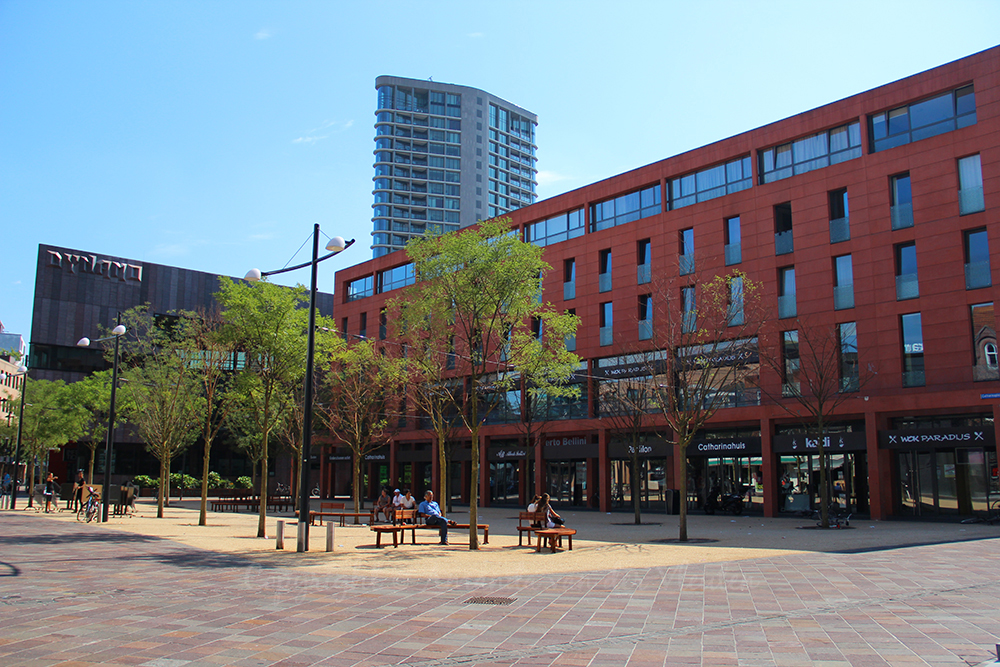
(246, 224, 354, 552)
(77, 319, 127, 522)
(0, 364, 29, 510)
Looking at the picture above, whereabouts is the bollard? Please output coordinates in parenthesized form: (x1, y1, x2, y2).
(326, 522, 335, 552)
(276, 520, 284, 550)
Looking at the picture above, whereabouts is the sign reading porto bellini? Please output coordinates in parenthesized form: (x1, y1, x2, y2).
(47, 248, 143, 282)
(880, 427, 995, 449)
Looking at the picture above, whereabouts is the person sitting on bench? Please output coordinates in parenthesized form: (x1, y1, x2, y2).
(418, 490, 454, 545)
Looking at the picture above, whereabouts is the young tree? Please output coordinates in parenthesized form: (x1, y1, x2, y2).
(216, 277, 335, 537)
(398, 217, 577, 550)
(761, 319, 872, 528)
(65, 370, 128, 485)
(597, 350, 658, 525)
(17, 379, 87, 503)
(648, 270, 764, 542)
(117, 307, 204, 518)
(183, 308, 241, 527)
(319, 338, 406, 514)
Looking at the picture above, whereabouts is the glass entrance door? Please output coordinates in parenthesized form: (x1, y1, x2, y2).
(546, 461, 587, 506)
(489, 461, 519, 505)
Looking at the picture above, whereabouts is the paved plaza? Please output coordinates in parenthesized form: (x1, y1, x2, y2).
(1, 505, 999, 667)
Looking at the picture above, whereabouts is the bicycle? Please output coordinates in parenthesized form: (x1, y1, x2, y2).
(77, 487, 101, 523)
(960, 499, 1000, 525)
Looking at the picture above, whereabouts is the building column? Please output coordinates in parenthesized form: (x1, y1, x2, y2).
(866, 410, 891, 520)
(598, 428, 611, 514)
(534, 433, 544, 499)
(761, 416, 778, 517)
(431, 439, 440, 501)
(389, 438, 398, 493)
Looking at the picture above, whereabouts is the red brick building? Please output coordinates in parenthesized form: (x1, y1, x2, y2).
(330, 46, 1000, 521)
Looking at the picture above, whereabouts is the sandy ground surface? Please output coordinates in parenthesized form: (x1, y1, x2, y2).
(29, 496, 1000, 580)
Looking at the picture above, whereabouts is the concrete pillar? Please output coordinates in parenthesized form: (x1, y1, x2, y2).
(761, 416, 778, 517)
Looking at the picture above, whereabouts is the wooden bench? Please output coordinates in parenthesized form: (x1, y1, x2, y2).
(308, 502, 346, 525)
(517, 511, 546, 546)
(411, 512, 490, 544)
(370, 524, 412, 548)
(535, 527, 577, 553)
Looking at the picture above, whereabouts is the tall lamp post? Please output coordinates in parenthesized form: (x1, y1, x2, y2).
(246, 224, 354, 552)
(0, 364, 29, 510)
(77, 320, 127, 522)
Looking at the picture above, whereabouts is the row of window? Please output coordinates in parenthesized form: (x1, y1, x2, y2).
(375, 111, 462, 131)
(377, 86, 462, 117)
(522, 83, 978, 242)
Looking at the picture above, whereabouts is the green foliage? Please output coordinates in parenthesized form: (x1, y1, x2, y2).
(234, 476, 253, 489)
(169, 472, 199, 489)
(133, 475, 158, 488)
(206, 471, 229, 489)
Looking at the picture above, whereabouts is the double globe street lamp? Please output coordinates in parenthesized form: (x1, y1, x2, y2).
(77, 321, 127, 522)
(245, 224, 354, 552)
(0, 363, 29, 510)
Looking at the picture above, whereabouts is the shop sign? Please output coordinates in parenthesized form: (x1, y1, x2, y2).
(608, 436, 672, 459)
(328, 454, 352, 462)
(543, 434, 596, 458)
(773, 432, 866, 454)
(47, 249, 143, 282)
(364, 448, 388, 461)
(880, 427, 995, 449)
(489, 447, 528, 461)
(689, 437, 761, 457)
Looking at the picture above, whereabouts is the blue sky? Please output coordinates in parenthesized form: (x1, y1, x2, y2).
(2, 0, 999, 344)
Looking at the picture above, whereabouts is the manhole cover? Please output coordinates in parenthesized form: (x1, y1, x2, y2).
(465, 596, 515, 605)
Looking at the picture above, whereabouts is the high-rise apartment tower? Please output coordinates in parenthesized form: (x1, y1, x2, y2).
(371, 76, 538, 257)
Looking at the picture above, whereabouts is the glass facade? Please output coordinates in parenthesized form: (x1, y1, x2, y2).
(760, 122, 861, 183)
(670, 157, 751, 209)
(870, 85, 976, 153)
(376, 263, 415, 293)
(590, 185, 661, 231)
(372, 81, 537, 257)
(526, 209, 584, 247)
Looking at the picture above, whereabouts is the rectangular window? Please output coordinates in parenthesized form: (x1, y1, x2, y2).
(890, 173, 914, 230)
(600, 302, 613, 346)
(895, 242, 919, 300)
(727, 275, 744, 326)
(971, 302, 998, 381)
(563, 258, 576, 300)
(670, 156, 752, 209)
(901, 313, 925, 387)
(679, 228, 694, 275)
(775, 202, 793, 255)
(834, 254, 854, 310)
(682, 286, 696, 333)
(565, 308, 576, 352)
(964, 228, 991, 289)
(341, 317, 348, 342)
(376, 263, 415, 293)
(637, 239, 651, 284)
(760, 122, 861, 183)
(590, 184, 661, 231)
(379, 309, 387, 340)
(599, 249, 612, 293)
(870, 85, 976, 153)
(829, 188, 850, 243)
(778, 266, 796, 319)
(638, 294, 652, 341)
(526, 208, 584, 247)
(346, 275, 374, 301)
(782, 330, 800, 397)
(725, 216, 742, 265)
(958, 154, 985, 215)
(359, 312, 367, 340)
(838, 322, 859, 391)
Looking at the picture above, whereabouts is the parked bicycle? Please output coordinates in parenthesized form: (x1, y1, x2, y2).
(704, 486, 744, 515)
(77, 487, 101, 523)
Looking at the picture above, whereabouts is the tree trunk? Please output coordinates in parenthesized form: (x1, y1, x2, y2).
(27, 459, 36, 507)
(678, 441, 688, 542)
(87, 445, 97, 487)
(468, 425, 480, 550)
(257, 443, 268, 538)
(199, 435, 212, 527)
(352, 456, 361, 513)
(157, 457, 167, 518)
(437, 432, 448, 513)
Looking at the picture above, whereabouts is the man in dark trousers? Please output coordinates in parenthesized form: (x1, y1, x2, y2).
(418, 490, 453, 545)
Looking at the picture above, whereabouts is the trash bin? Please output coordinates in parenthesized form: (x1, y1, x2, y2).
(664, 489, 680, 515)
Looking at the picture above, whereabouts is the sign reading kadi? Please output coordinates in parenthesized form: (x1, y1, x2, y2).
(47, 250, 143, 282)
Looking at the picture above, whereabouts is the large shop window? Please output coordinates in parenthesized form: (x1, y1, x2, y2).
(675, 337, 761, 409)
(595, 352, 669, 418)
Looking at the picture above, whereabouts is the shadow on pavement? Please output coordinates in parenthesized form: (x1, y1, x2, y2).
(0, 532, 162, 546)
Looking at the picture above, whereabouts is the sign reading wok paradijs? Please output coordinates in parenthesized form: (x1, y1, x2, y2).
(880, 427, 995, 449)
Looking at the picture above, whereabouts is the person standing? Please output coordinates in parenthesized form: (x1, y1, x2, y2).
(418, 490, 453, 545)
(43, 472, 57, 513)
(72, 470, 86, 512)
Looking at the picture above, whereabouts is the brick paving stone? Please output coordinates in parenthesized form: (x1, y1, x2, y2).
(3, 515, 1000, 666)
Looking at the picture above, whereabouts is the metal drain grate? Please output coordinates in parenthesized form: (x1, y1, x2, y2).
(465, 596, 515, 605)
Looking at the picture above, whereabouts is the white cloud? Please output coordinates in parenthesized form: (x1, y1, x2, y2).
(255, 29, 271, 40)
(249, 232, 275, 241)
(12, 280, 21, 285)
(292, 119, 354, 145)
(468, 32, 484, 38)
(536, 170, 571, 187)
